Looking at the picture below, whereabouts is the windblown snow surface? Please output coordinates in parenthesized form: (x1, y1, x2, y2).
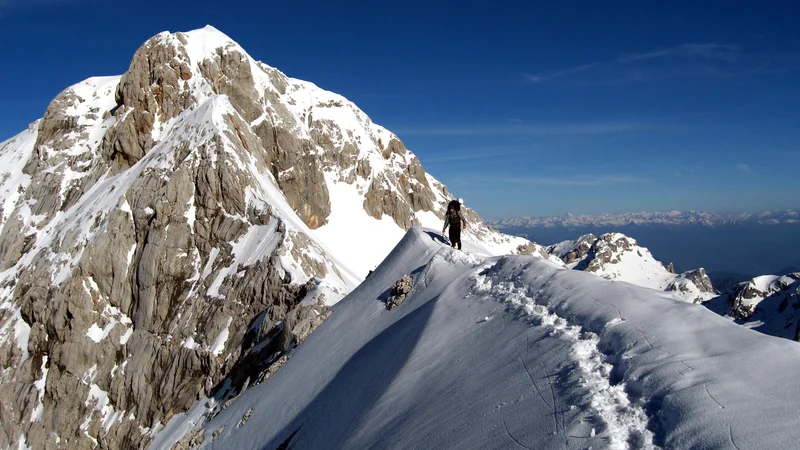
(155, 227, 800, 449)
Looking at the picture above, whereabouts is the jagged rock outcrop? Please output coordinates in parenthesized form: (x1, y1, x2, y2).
(582, 233, 635, 272)
(386, 275, 413, 310)
(703, 273, 800, 341)
(673, 268, 713, 293)
(363, 143, 437, 230)
(728, 273, 800, 320)
(109, 34, 192, 172)
(514, 242, 555, 260)
(546, 233, 596, 265)
(666, 268, 715, 303)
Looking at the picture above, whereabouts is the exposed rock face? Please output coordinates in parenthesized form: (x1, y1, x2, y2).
(0, 96, 338, 448)
(703, 273, 800, 341)
(386, 275, 413, 310)
(172, 428, 205, 450)
(583, 233, 634, 272)
(728, 273, 800, 320)
(514, 242, 553, 260)
(0, 26, 534, 450)
(109, 34, 193, 172)
(546, 233, 596, 265)
(363, 143, 437, 230)
(666, 268, 715, 303)
(682, 268, 713, 293)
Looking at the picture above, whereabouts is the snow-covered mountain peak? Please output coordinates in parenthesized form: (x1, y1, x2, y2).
(176, 25, 241, 58)
(0, 26, 539, 449)
(547, 232, 715, 302)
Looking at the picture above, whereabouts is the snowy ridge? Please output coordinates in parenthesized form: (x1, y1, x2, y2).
(471, 272, 654, 448)
(157, 227, 800, 449)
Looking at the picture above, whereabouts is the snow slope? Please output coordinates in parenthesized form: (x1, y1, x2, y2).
(156, 227, 800, 449)
(0, 122, 37, 236)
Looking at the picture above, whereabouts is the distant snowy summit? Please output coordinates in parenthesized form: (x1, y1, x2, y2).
(546, 232, 716, 303)
(489, 208, 800, 228)
(705, 272, 800, 340)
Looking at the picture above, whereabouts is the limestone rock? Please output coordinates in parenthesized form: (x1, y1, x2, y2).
(386, 275, 414, 310)
(547, 234, 597, 265)
(172, 428, 205, 450)
(681, 268, 714, 293)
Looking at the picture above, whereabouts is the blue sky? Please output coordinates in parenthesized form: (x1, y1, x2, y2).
(1, 0, 798, 218)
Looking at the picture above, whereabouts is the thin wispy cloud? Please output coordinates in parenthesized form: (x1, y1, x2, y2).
(525, 42, 751, 85)
(506, 175, 650, 186)
(617, 43, 741, 63)
(525, 64, 596, 83)
(423, 150, 529, 164)
(737, 164, 751, 172)
(466, 174, 650, 187)
(395, 121, 650, 137)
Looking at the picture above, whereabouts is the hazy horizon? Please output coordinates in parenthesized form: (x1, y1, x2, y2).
(485, 206, 800, 221)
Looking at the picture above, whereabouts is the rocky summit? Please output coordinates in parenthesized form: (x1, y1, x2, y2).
(0, 26, 536, 449)
(547, 233, 716, 303)
(704, 273, 800, 340)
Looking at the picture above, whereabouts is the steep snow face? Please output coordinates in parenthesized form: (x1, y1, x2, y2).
(705, 273, 800, 340)
(156, 227, 800, 450)
(549, 233, 716, 302)
(0, 25, 537, 449)
(0, 122, 38, 237)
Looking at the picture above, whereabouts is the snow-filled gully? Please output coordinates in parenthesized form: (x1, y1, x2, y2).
(472, 264, 655, 450)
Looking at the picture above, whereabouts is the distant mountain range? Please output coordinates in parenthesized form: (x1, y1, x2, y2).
(488, 209, 800, 228)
